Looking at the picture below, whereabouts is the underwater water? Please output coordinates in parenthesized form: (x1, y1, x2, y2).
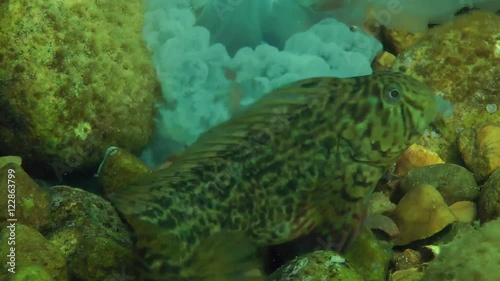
(0, 1, 499, 281)
(140, 0, 382, 166)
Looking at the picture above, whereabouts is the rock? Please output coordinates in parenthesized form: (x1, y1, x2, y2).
(0, 0, 159, 174)
(373, 51, 396, 71)
(368, 192, 396, 216)
(68, 236, 135, 281)
(478, 169, 500, 223)
(425, 222, 476, 245)
(0, 155, 22, 169)
(391, 184, 457, 245)
(48, 227, 83, 259)
(268, 250, 364, 281)
(449, 201, 477, 223)
(96, 146, 152, 197)
(366, 214, 400, 238)
(400, 164, 479, 205)
(44, 185, 134, 280)
(420, 245, 440, 259)
(9, 264, 55, 281)
(392, 11, 500, 161)
(380, 28, 424, 55)
(459, 124, 500, 181)
(390, 268, 424, 281)
(344, 230, 392, 281)
(0, 163, 51, 230)
(366, 192, 399, 237)
(421, 219, 500, 281)
(0, 224, 67, 281)
(392, 249, 422, 271)
(395, 144, 444, 176)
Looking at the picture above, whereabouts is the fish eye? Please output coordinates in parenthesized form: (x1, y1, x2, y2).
(383, 84, 403, 104)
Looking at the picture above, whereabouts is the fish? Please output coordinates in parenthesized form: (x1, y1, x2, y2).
(109, 71, 437, 281)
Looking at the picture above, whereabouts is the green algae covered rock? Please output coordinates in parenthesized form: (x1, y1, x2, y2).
(392, 11, 500, 163)
(268, 250, 364, 281)
(9, 264, 54, 281)
(0, 0, 159, 174)
(0, 156, 22, 169)
(68, 236, 135, 281)
(44, 185, 134, 280)
(0, 224, 67, 281)
(96, 146, 152, 197)
(0, 163, 51, 230)
(48, 227, 83, 259)
(344, 230, 392, 281)
(478, 169, 500, 223)
(400, 163, 479, 205)
(422, 218, 500, 281)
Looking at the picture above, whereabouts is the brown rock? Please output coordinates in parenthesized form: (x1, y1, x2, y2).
(392, 249, 422, 271)
(373, 51, 396, 71)
(395, 144, 444, 176)
(459, 124, 500, 181)
(391, 184, 457, 245)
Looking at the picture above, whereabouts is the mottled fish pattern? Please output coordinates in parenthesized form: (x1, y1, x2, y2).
(110, 72, 437, 281)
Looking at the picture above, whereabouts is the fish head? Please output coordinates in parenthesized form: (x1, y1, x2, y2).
(339, 71, 438, 165)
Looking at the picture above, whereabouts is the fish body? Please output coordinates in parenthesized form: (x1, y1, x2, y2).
(110, 72, 437, 281)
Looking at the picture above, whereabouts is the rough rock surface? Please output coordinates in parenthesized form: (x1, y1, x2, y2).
(0, 0, 159, 174)
(392, 11, 500, 164)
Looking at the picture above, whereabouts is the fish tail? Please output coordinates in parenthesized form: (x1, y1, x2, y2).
(181, 231, 264, 281)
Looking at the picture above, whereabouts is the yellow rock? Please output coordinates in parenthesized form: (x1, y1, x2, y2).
(395, 144, 444, 176)
(449, 201, 477, 223)
(459, 124, 500, 181)
(477, 125, 500, 175)
(391, 184, 457, 245)
(373, 51, 396, 71)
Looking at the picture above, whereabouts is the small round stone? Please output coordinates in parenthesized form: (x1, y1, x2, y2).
(486, 103, 497, 114)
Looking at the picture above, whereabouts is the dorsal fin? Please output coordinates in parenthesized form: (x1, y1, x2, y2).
(111, 77, 350, 212)
(171, 77, 348, 169)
